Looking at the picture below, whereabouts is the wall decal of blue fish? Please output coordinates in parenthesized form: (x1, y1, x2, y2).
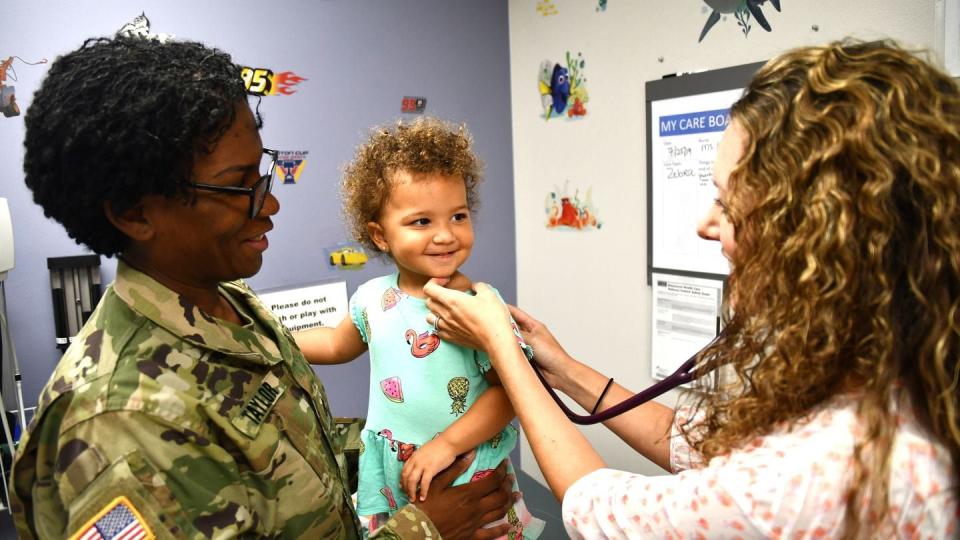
(550, 63, 570, 114)
(538, 52, 588, 121)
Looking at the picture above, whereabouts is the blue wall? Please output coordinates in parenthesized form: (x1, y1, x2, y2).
(0, 1, 516, 420)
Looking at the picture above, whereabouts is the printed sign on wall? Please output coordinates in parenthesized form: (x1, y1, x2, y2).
(650, 273, 723, 382)
(259, 281, 348, 333)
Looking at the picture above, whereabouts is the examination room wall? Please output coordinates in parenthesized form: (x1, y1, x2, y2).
(0, 1, 517, 425)
(508, 0, 938, 486)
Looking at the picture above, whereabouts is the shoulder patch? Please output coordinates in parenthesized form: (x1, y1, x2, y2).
(69, 495, 154, 540)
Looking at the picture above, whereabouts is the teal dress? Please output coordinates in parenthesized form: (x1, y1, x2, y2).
(351, 275, 543, 538)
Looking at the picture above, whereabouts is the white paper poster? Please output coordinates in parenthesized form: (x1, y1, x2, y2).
(258, 281, 348, 333)
(650, 272, 724, 380)
(650, 88, 743, 276)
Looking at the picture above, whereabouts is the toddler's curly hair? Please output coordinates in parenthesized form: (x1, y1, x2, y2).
(341, 117, 483, 256)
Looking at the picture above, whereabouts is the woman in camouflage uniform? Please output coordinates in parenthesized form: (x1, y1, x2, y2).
(11, 36, 514, 539)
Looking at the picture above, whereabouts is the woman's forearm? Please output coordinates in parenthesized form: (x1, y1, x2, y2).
(293, 317, 366, 365)
(487, 335, 606, 500)
(551, 358, 676, 471)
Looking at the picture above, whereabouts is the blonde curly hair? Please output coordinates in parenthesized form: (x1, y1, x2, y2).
(685, 40, 960, 536)
(341, 117, 483, 256)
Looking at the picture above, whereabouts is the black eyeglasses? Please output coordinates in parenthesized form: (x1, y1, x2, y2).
(186, 148, 278, 218)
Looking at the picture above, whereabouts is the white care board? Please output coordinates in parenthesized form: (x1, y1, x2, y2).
(645, 61, 764, 282)
(649, 88, 742, 277)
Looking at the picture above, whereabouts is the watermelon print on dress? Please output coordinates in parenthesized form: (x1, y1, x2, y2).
(381, 288, 403, 311)
(380, 376, 404, 403)
(470, 468, 495, 482)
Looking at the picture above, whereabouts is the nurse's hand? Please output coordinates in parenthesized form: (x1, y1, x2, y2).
(507, 304, 577, 390)
(423, 280, 514, 353)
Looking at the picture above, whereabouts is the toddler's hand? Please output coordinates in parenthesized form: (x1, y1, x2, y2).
(401, 435, 458, 501)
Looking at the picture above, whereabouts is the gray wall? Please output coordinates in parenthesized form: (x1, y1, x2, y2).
(0, 0, 516, 421)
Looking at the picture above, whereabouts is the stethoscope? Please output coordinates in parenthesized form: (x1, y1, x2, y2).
(529, 331, 725, 425)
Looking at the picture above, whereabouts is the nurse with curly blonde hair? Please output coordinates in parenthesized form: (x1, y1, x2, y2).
(425, 40, 959, 538)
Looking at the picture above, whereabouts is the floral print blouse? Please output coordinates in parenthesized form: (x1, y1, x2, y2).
(562, 394, 957, 539)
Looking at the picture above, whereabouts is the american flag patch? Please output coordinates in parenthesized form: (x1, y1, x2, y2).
(70, 496, 154, 540)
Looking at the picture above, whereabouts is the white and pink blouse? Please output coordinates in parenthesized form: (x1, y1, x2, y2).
(562, 394, 957, 539)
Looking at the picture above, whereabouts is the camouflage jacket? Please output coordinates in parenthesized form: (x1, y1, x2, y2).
(10, 262, 440, 539)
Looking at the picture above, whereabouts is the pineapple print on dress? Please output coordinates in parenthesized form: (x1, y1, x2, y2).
(405, 328, 439, 358)
(506, 506, 524, 539)
(447, 377, 470, 415)
(360, 307, 372, 339)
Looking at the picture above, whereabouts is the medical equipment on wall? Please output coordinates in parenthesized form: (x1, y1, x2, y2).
(0, 198, 23, 511)
(48, 255, 102, 350)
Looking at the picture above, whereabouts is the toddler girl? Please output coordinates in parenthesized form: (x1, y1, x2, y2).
(296, 117, 543, 539)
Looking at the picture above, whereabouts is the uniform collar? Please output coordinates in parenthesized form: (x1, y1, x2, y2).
(113, 261, 283, 365)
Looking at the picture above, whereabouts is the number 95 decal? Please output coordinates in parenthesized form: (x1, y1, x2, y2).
(241, 67, 274, 96)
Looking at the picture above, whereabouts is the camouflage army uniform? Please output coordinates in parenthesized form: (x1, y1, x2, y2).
(10, 262, 441, 539)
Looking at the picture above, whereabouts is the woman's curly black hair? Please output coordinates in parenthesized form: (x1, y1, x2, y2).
(23, 36, 252, 256)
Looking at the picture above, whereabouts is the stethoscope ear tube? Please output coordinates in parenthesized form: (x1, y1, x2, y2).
(532, 330, 725, 425)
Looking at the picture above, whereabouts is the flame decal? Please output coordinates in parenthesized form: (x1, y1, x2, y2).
(270, 71, 308, 95)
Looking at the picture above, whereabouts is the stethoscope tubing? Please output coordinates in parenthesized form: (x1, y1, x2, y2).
(530, 331, 724, 425)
